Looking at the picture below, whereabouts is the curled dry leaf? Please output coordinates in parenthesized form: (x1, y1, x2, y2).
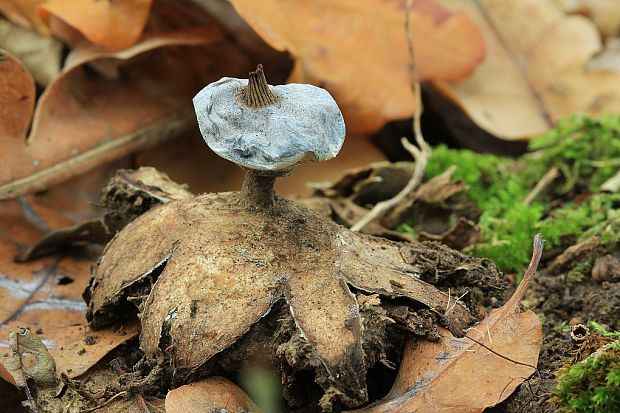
(314, 163, 479, 250)
(352, 235, 544, 413)
(435, 0, 620, 140)
(228, 0, 485, 132)
(0, 200, 138, 386)
(38, 0, 153, 52)
(0, 24, 230, 201)
(317, 162, 416, 206)
(1, 327, 89, 413)
(165, 377, 259, 413)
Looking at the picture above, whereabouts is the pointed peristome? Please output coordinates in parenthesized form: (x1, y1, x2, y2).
(239, 64, 279, 108)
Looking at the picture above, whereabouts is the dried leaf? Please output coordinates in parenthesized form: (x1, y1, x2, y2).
(0, 25, 229, 201)
(317, 162, 415, 205)
(418, 217, 482, 251)
(436, 0, 620, 140)
(165, 377, 260, 413)
(0, 49, 34, 140)
(0, 0, 48, 33)
(0, 200, 137, 384)
(560, 0, 620, 38)
(587, 37, 620, 71)
(38, 0, 153, 52)
(352, 235, 544, 413)
(383, 167, 478, 238)
(228, 0, 485, 132)
(2, 327, 59, 388)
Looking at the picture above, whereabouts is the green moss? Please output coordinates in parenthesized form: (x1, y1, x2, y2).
(555, 321, 571, 333)
(552, 340, 620, 412)
(589, 321, 620, 339)
(426, 145, 542, 273)
(395, 222, 417, 236)
(567, 259, 592, 283)
(411, 115, 620, 274)
(528, 114, 620, 193)
(539, 194, 620, 247)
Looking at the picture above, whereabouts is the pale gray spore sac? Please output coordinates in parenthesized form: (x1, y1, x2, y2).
(193, 77, 346, 172)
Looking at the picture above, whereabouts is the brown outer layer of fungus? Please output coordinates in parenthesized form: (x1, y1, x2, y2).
(84, 189, 490, 409)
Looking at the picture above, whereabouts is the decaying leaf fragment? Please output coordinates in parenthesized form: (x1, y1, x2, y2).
(1, 328, 85, 413)
(0, 198, 139, 385)
(315, 163, 480, 250)
(84, 68, 502, 411)
(353, 235, 544, 413)
(165, 376, 260, 413)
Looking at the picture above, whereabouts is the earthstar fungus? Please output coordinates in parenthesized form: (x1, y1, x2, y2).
(84, 66, 497, 410)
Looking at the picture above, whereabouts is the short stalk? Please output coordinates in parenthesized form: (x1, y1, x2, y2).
(240, 170, 277, 209)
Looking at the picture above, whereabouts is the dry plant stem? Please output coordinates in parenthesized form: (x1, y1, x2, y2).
(240, 170, 278, 209)
(506, 233, 544, 306)
(523, 166, 559, 205)
(81, 392, 128, 413)
(351, 0, 430, 232)
(350, 138, 428, 231)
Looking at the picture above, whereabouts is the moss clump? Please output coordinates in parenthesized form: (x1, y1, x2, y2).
(413, 114, 620, 274)
(529, 115, 620, 194)
(426, 144, 544, 273)
(552, 340, 620, 413)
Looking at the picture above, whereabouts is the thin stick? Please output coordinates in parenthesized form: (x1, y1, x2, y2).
(523, 166, 559, 205)
(351, 0, 431, 232)
(82, 391, 128, 412)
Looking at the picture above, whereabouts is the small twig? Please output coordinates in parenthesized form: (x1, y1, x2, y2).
(523, 166, 559, 205)
(351, 0, 431, 232)
(81, 391, 128, 412)
(509, 233, 544, 306)
(445, 290, 468, 317)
